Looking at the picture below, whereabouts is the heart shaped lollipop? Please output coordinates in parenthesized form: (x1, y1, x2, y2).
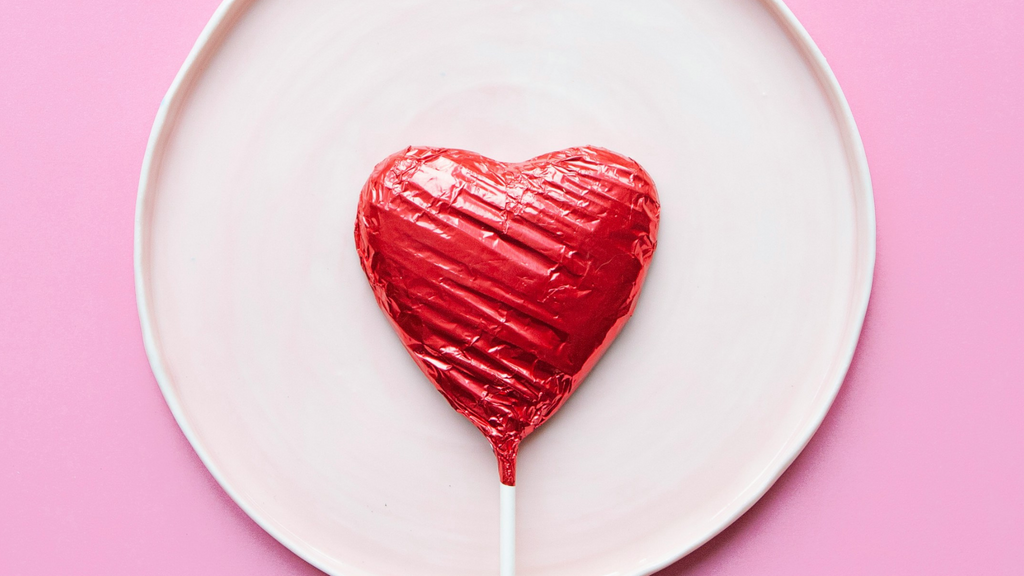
(354, 146, 659, 486)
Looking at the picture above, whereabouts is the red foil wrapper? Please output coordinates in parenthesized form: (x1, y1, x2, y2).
(354, 146, 659, 485)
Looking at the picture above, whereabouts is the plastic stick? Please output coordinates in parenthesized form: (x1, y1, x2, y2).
(500, 483, 515, 576)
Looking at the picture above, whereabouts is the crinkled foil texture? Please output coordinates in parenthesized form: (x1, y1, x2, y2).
(354, 146, 659, 485)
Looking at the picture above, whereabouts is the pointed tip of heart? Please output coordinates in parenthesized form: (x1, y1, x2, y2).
(491, 435, 521, 486)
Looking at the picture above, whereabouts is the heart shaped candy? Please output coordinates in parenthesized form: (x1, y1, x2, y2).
(354, 146, 659, 485)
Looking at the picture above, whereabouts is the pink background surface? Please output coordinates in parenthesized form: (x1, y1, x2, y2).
(2, 1, 1022, 574)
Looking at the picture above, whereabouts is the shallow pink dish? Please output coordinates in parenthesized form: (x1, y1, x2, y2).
(135, 1, 875, 574)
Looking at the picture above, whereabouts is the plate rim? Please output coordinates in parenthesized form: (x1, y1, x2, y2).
(134, 1, 876, 574)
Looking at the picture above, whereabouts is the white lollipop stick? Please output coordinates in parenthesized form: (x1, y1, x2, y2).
(500, 483, 516, 576)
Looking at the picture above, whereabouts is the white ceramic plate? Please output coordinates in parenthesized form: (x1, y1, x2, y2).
(135, 1, 874, 575)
